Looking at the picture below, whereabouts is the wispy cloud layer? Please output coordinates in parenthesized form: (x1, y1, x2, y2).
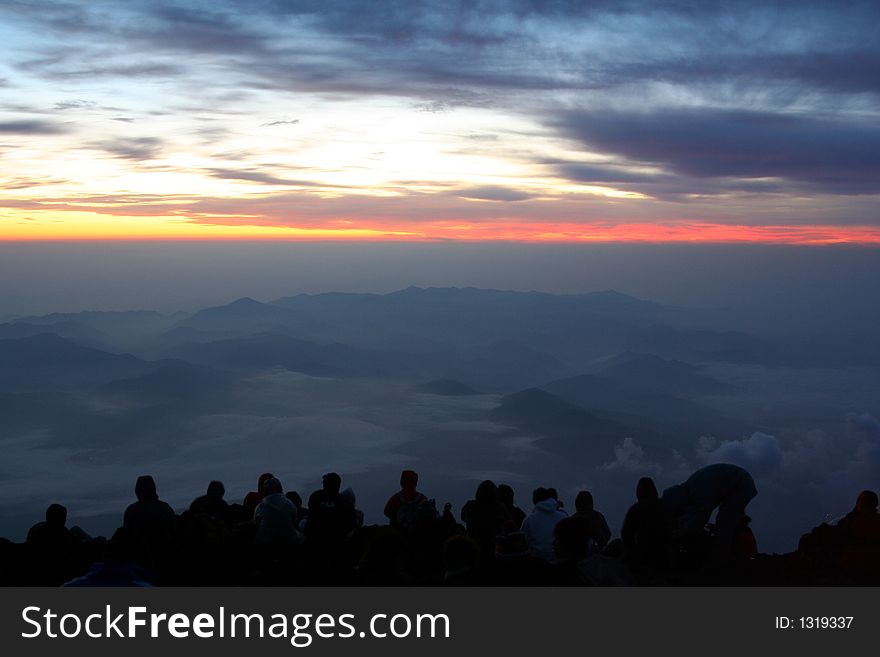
(0, 1, 878, 239)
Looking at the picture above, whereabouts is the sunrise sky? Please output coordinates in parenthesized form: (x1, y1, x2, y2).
(1, 0, 879, 243)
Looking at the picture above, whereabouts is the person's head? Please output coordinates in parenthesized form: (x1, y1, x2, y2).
(855, 490, 879, 514)
(661, 483, 688, 517)
(475, 480, 498, 504)
(322, 472, 342, 494)
(400, 470, 418, 491)
(553, 516, 591, 563)
(45, 504, 67, 527)
(498, 484, 515, 507)
(286, 491, 303, 508)
(547, 487, 559, 501)
(636, 477, 659, 502)
(134, 475, 158, 502)
(257, 473, 275, 496)
(575, 490, 594, 514)
(532, 487, 551, 505)
(263, 477, 283, 496)
(206, 480, 225, 499)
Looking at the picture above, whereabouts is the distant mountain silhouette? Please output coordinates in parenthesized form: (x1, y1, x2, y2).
(416, 378, 478, 396)
(596, 352, 732, 395)
(0, 334, 155, 392)
(542, 372, 743, 445)
(489, 388, 634, 461)
(98, 362, 234, 407)
(13, 310, 182, 350)
(0, 320, 111, 349)
(165, 332, 411, 378)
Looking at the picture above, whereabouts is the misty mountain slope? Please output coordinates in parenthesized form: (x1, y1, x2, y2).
(0, 334, 159, 392)
(415, 379, 479, 396)
(97, 362, 237, 408)
(162, 332, 429, 378)
(542, 373, 745, 444)
(0, 320, 113, 350)
(489, 388, 641, 462)
(13, 310, 184, 351)
(178, 297, 296, 333)
(596, 352, 734, 396)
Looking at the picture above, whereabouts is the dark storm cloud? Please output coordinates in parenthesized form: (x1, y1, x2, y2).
(555, 109, 880, 195)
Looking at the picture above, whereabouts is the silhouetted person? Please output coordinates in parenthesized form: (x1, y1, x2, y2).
(122, 475, 176, 557)
(384, 469, 430, 531)
(64, 527, 155, 587)
(26, 504, 75, 552)
(551, 516, 592, 585)
(285, 491, 308, 527)
(521, 487, 568, 561)
(355, 527, 411, 586)
(836, 490, 880, 575)
(254, 477, 303, 546)
(443, 534, 483, 585)
(306, 472, 356, 550)
(244, 472, 275, 516)
(573, 490, 611, 550)
(461, 480, 509, 561)
(732, 515, 758, 561)
(662, 463, 757, 565)
(498, 484, 526, 530)
(341, 488, 364, 531)
(621, 477, 669, 573)
(189, 480, 229, 521)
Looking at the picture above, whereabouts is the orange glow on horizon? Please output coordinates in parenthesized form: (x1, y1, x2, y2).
(2, 212, 880, 245)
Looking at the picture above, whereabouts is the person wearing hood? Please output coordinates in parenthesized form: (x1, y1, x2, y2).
(573, 490, 611, 551)
(521, 487, 568, 561)
(621, 477, 669, 573)
(662, 463, 757, 565)
(244, 472, 275, 516)
(189, 480, 229, 522)
(254, 477, 303, 546)
(122, 475, 177, 547)
(461, 480, 509, 561)
(341, 488, 364, 531)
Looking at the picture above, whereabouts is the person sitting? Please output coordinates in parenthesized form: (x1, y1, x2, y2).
(498, 484, 527, 530)
(551, 516, 592, 585)
(189, 480, 229, 522)
(122, 475, 176, 561)
(521, 487, 568, 561)
(662, 463, 757, 566)
(461, 480, 509, 561)
(26, 504, 76, 553)
(621, 477, 669, 573)
(836, 490, 880, 576)
(341, 488, 365, 531)
(573, 490, 611, 551)
(254, 477, 303, 547)
(305, 472, 356, 550)
(384, 470, 431, 532)
(243, 472, 275, 516)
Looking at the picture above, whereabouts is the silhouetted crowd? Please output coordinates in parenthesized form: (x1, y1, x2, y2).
(2, 463, 878, 586)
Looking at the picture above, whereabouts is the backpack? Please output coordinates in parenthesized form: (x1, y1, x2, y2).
(395, 493, 436, 530)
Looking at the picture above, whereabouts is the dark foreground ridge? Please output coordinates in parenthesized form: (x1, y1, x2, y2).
(2, 465, 878, 587)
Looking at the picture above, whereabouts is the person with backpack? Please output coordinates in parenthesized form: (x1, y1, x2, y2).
(384, 470, 432, 531)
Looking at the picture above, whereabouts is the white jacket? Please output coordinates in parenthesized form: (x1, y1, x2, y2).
(521, 499, 567, 561)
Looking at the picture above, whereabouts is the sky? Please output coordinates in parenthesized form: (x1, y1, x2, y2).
(1, 0, 879, 244)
